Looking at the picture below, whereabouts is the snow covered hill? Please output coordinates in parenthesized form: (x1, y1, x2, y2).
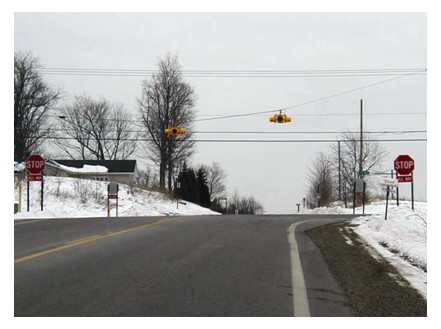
(14, 176, 220, 219)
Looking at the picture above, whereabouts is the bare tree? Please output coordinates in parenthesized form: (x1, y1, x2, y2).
(14, 51, 60, 161)
(307, 152, 335, 207)
(137, 54, 197, 191)
(54, 95, 137, 160)
(135, 167, 159, 190)
(227, 190, 265, 214)
(200, 162, 227, 200)
(331, 131, 387, 205)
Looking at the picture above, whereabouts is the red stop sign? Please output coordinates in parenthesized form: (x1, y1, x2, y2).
(26, 154, 46, 175)
(394, 154, 415, 175)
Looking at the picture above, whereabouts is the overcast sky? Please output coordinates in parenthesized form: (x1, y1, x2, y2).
(11, 8, 429, 213)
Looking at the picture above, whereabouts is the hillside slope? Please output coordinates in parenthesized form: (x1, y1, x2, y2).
(14, 176, 220, 219)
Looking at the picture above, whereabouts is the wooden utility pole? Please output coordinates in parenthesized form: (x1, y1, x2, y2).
(338, 140, 341, 200)
(359, 99, 363, 179)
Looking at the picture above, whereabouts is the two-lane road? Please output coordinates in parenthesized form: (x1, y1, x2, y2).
(15, 214, 355, 316)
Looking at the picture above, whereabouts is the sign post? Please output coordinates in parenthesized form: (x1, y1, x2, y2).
(394, 155, 415, 210)
(25, 155, 46, 211)
(380, 178, 398, 220)
(107, 183, 119, 217)
(354, 179, 366, 214)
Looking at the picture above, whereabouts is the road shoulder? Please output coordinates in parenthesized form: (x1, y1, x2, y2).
(306, 222, 427, 316)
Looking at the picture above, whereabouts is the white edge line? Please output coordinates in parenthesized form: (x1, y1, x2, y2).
(287, 219, 323, 317)
(14, 219, 46, 225)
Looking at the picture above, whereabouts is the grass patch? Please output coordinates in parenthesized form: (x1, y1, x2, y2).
(306, 223, 427, 317)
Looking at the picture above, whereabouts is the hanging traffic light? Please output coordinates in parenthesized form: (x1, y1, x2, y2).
(164, 126, 186, 135)
(269, 111, 291, 123)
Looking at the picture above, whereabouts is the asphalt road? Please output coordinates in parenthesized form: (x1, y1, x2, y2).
(14, 214, 356, 317)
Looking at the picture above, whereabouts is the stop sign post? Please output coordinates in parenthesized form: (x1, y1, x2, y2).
(394, 154, 415, 210)
(25, 154, 45, 212)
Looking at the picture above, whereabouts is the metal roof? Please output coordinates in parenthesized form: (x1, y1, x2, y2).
(51, 160, 137, 173)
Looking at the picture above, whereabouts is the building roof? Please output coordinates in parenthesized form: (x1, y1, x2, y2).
(50, 160, 137, 173)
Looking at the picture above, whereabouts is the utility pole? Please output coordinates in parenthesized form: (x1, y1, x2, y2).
(338, 140, 341, 200)
(359, 99, 363, 179)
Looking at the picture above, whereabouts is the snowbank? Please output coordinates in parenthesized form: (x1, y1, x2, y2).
(305, 201, 427, 298)
(14, 176, 220, 219)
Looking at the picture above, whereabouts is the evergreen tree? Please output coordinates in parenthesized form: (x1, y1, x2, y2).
(178, 165, 196, 203)
(196, 168, 211, 208)
(176, 164, 211, 208)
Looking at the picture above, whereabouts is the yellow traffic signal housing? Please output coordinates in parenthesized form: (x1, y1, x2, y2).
(269, 112, 291, 123)
(164, 126, 186, 135)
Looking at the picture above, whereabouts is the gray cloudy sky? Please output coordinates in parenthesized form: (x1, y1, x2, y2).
(13, 12, 427, 213)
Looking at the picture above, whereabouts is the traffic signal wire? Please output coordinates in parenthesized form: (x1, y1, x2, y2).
(41, 127, 427, 135)
(194, 69, 427, 122)
(46, 136, 427, 143)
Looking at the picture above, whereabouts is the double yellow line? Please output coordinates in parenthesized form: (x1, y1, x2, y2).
(15, 217, 181, 264)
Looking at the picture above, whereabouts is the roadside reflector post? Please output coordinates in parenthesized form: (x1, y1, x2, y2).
(18, 181, 22, 213)
(385, 186, 390, 220)
(362, 181, 366, 215)
(107, 183, 119, 218)
(41, 178, 44, 211)
(27, 180, 30, 212)
(411, 172, 414, 211)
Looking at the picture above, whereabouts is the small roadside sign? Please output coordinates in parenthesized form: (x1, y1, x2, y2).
(397, 175, 413, 183)
(27, 174, 43, 181)
(108, 183, 118, 195)
(107, 183, 119, 217)
(355, 179, 364, 196)
(380, 178, 398, 187)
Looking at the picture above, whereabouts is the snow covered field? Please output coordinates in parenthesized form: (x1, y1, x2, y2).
(14, 176, 427, 299)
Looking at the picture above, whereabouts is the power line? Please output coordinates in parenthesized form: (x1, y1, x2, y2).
(46, 136, 427, 143)
(46, 111, 426, 126)
(192, 130, 427, 135)
(197, 112, 427, 117)
(38, 67, 427, 78)
(43, 67, 426, 124)
(194, 69, 426, 122)
(40, 126, 426, 135)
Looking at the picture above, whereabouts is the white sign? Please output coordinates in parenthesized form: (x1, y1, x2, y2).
(380, 178, 398, 187)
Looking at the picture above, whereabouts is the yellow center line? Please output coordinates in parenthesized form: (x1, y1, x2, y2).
(15, 217, 182, 264)
(65, 235, 103, 244)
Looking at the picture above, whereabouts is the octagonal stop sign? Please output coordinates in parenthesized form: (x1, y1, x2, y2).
(26, 154, 46, 175)
(394, 154, 415, 175)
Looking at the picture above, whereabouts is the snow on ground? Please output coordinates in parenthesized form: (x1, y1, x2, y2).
(14, 176, 427, 299)
(14, 176, 220, 219)
(304, 201, 427, 299)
